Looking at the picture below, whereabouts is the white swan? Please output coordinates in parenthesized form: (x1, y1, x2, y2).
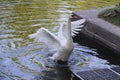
(29, 17, 85, 62)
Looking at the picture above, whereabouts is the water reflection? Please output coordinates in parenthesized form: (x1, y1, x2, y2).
(40, 66, 72, 80)
(0, 0, 119, 80)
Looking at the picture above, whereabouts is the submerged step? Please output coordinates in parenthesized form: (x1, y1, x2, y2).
(73, 67, 120, 80)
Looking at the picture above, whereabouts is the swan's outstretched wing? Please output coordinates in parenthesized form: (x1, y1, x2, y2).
(29, 28, 60, 52)
(58, 18, 86, 39)
(71, 19, 86, 37)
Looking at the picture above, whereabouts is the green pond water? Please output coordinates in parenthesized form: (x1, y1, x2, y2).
(0, 0, 119, 80)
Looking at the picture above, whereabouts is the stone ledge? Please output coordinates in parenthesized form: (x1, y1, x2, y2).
(73, 7, 120, 54)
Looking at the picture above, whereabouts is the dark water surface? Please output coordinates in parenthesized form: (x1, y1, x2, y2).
(0, 0, 119, 80)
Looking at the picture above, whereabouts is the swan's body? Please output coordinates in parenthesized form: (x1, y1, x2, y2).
(29, 17, 85, 62)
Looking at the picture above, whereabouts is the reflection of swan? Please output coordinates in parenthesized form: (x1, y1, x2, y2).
(29, 17, 85, 63)
(39, 66, 71, 80)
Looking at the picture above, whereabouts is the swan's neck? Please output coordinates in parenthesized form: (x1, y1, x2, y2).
(67, 17, 72, 40)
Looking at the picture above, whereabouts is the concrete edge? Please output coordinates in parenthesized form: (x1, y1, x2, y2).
(72, 7, 120, 54)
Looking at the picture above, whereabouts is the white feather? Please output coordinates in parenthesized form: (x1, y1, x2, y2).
(71, 19, 85, 36)
(71, 19, 85, 26)
(29, 28, 60, 52)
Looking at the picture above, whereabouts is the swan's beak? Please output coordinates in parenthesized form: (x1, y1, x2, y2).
(71, 15, 78, 19)
(71, 14, 80, 21)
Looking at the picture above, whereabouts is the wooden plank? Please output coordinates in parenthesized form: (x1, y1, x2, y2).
(111, 67, 120, 74)
(94, 68, 120, 80)
(73, 67, 120, 80)
(74, 70, 104, 80)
